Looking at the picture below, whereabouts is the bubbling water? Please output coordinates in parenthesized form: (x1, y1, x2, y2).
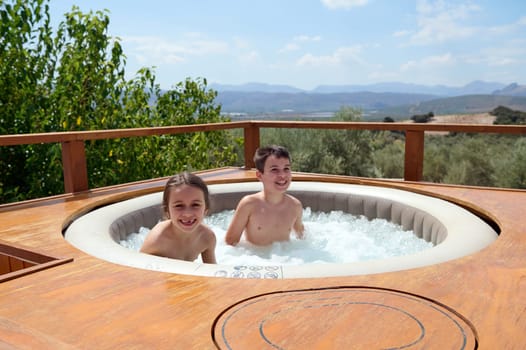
(120, 208, 434, 265)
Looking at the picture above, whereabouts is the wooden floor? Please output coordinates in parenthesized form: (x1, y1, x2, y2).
(0, 167, 525, 349)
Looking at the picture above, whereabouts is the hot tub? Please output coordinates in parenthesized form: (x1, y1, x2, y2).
(64, 181, 498, 278)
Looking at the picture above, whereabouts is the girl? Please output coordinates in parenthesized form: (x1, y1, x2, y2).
(140, 172, 217, 263)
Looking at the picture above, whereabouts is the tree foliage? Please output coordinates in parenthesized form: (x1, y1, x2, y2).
(1, 0, 238, 203)
(411, 112, 434, 123)
(261, 106, 378, 177)
(422, 133, 525, 188)
(491, 105, 526, 125)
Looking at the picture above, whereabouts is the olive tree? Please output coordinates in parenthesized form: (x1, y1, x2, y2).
(0, 0, 237, 203)
(261, 106, 378, 177)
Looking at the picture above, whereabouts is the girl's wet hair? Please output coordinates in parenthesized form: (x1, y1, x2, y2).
(253, 145, 290, 172)
(162, 172, 210, 218)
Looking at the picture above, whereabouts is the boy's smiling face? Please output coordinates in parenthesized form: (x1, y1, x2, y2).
(257, 155, 292, 192)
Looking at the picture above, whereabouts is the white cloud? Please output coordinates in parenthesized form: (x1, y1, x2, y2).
(488, 15, 526, 35)
(368, 72, 400, 82)
(297, 46, 364, 66)
(400, 53, 455, 71)
(123, 34, 228, 64)
(279, 43, 301, 53)
(408, 0, 481, 45)
(487, 58, 517, 66)
(238, 50, 260, 64)
(468, 42, 526, 67)
(279, 34, 322, 53)
(393, 30, 411, 38)
(297, 53, 337, 66)
(232, 37, 251, 50)
(321, 0, 369, 10)
(294, 35, 322, 42)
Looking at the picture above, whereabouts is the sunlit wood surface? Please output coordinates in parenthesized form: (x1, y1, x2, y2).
(0, 167, 525, 349)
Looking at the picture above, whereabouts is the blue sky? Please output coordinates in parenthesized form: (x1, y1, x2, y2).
(48, 0, 526, 90)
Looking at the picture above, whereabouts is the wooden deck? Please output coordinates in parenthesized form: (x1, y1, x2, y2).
(0, 167, 525, 349)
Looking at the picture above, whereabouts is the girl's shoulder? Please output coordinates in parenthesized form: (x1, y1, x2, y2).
(150, 219, 171, 234)
(198, 224, 217, 243)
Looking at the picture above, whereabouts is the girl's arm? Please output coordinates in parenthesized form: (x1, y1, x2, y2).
(201, 227, 217, 264)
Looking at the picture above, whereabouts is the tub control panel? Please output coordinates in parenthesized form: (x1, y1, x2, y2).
(213, 265, 282, 279)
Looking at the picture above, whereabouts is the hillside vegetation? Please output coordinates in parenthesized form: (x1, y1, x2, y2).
(380, 95, 526, 120)
(256, 106, 526, 190)
(216, 90, 526, 119)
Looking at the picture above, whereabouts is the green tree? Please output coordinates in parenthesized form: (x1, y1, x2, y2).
(373, 138, 404, 179)
(507, 138, 526, 188)
(493, 136, 526, 189)
(411, 112, 434, 123)
(313, 106, 377, 176)
(261, 106, 378, 177)
(1, 0, 56, 200)
(425, 135, 495, 186)
(0, 0, 237, 203)
(491, 106, 526, 125)
(423, 136, 451, 183)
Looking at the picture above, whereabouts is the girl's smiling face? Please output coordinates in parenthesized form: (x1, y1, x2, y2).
(167, 184, 207, 233)
(257, 155, 292, 192)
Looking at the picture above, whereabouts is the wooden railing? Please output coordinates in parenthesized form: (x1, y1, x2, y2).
(1, 121, 525, 194)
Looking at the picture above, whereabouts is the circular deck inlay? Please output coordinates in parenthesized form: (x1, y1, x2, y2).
(213, 287, 476, 349)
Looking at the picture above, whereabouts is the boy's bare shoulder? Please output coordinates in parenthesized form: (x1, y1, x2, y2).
(239, 192, 264, 205)
(285, 193, 303, 206)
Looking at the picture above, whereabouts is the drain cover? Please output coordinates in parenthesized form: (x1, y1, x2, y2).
(213, 287, 476, 349)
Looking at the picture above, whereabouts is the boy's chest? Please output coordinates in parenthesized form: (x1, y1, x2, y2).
(250, 203, 295, 229)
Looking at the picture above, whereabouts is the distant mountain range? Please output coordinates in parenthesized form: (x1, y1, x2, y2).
(211, 80, 526, 96)
(209, 81, 526, 118)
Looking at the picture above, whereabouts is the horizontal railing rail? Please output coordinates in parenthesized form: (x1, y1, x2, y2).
(1, 121, 525, 194)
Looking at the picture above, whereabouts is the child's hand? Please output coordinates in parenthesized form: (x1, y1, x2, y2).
(295, 229, 305, 240)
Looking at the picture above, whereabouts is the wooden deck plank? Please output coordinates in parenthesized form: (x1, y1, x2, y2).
(0, 168, 525, 349)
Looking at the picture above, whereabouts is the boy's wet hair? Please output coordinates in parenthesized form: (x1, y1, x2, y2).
(162, 172, 210, 218)
(254, 145, 291, 172)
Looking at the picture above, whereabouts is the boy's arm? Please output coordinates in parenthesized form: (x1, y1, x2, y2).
(293, 201, 305, 239)
(225, 197, 251, 246)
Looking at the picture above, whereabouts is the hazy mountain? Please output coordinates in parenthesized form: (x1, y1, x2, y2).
(492, 83, 526, 96)
(374, 94, 526, 119)
(208, 80, 526, 118)
(216, 91, 438, 114)
(209, 82, 303, 93)
(312, 82, 452, 95)
(211, 80, 510, 96)
(460, 80, 507, 95)
(312, 80, 507, 96)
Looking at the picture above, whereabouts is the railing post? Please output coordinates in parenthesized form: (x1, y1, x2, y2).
(404, 130, 424, 181)
(243, 123, 260, 169)
(61, 140, 89, 193)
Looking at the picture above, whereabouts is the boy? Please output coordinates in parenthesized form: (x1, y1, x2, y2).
(225, 145, 304, 246)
